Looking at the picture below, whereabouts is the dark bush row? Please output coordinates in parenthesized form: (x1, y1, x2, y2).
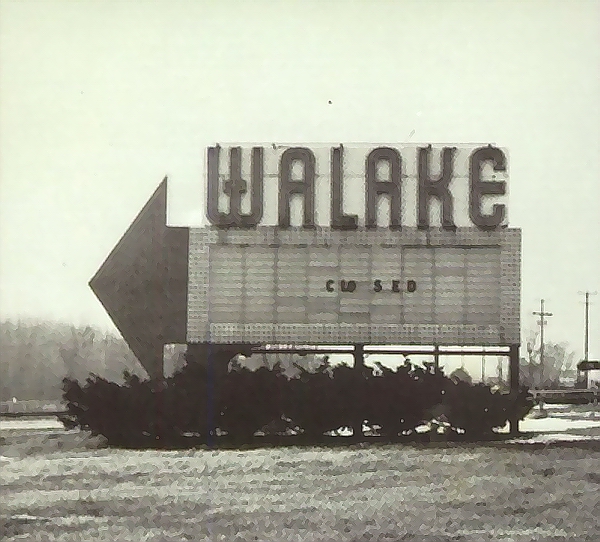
(61, 350, 533, 448)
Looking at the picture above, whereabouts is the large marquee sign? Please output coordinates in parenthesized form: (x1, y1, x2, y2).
(190, 144, 518, 346)
(89, 143, 521, 378)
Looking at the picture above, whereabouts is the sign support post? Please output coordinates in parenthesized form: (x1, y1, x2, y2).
(433, 345, 440, 371)
(353, 344, 366, 368)
(509, 343, 521, 435)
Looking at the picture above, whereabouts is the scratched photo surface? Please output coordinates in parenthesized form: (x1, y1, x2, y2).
(1, 1, 599, 541)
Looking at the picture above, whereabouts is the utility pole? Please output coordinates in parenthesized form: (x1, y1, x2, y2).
(578, 291, 597, 388)
(533, 299, 553, 388)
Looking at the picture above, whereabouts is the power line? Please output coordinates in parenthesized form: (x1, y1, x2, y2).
(532, 299, 553, 386)
(578, 291, 597, 388)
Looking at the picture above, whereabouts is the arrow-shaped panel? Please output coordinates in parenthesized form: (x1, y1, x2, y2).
(89, 178, 189, 379)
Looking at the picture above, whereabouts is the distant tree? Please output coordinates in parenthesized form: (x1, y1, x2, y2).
(0, 319, 144, 401)
(520, 329, 575, 388)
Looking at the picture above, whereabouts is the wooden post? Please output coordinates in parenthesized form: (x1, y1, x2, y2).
(353, 344, 366, 439)
(206, 342, 216, 448)
(353, 343, 365, 368)
(508, 344, 520, 435)
(433, 344, 440, 371)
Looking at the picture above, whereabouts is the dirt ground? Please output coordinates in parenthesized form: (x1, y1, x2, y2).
(1, 428, 599, 541)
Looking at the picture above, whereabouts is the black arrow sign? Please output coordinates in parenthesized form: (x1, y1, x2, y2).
(89, 178, 189, 379)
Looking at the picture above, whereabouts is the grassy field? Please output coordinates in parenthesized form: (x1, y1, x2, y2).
(1, 428, 599, 541)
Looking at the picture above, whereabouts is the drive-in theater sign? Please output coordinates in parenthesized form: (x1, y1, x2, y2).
(90, 144, 521, 414)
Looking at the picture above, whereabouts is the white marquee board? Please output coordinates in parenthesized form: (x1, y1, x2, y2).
(187, 227, 521, 346)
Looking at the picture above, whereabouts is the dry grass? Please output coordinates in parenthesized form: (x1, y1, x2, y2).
(1, 431, 599, 541)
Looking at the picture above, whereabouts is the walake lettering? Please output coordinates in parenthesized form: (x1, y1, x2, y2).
(206, 145, 507, 230)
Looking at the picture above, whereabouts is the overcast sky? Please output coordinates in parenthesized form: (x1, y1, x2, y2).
(1, 0, 598, 363)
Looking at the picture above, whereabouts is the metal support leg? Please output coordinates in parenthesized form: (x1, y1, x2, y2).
(353, 343, 365, 368)
(353, 344, 366, 438)
(508, 344, 520, 435)
(206, 343, 216, 448)
(433, 344, 440, 371)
